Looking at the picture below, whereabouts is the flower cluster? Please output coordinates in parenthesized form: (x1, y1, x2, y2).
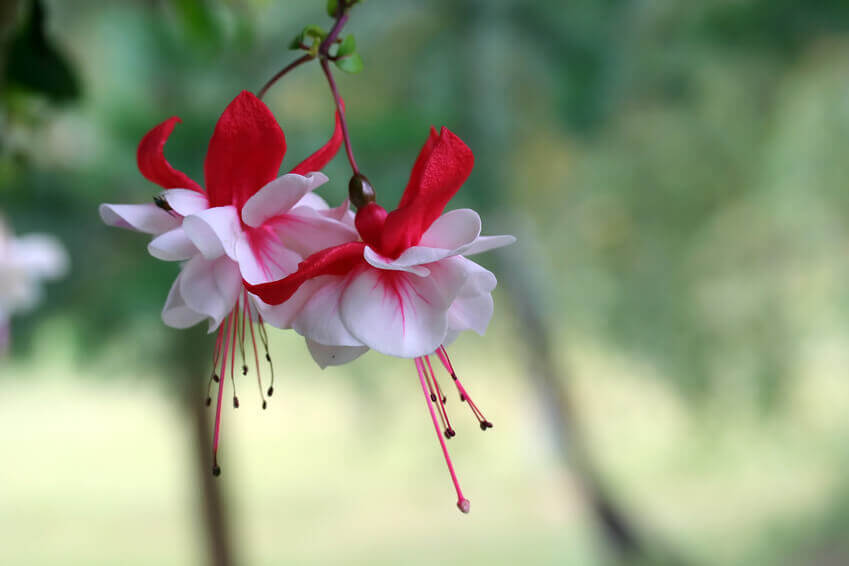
(101, 90, 514, 513)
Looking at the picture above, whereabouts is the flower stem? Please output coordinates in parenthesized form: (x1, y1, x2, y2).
(319, 57, 359, 175)
(256, 53, 314, 100)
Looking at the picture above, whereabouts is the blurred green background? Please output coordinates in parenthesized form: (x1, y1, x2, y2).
(2, 0, 849, 564)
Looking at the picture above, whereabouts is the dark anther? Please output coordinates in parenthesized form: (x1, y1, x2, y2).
(459, 394, 466, 402)
(262, 400, 268, 410)
(451, 373, 458, 381)
(480, 421, 493, 431)
(205, 397, 211, 407)
(153, 195, 172, 212)
(442, 395, 447, 404)
(242, 365, 248, 375)
(212, 374, 220, 383)
(233, 396, 240, 409)
(265, 353, 271, 362)
(430, 393, 437, 402)
(212, 465, 221, 477)
(267, 386, 274, 397)
(444, 428, 456, 439)
(348, 173, 376, 210)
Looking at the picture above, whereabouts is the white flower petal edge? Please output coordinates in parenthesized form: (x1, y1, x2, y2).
(99, 203, 180, 235)
(148, 228, 197, 261)
(182, 206, 241, 261)
(161, 189, 209, 216)
(241, 172, 329, 228)
(306, 339, 368, 369)
(173, 255, 242, 332)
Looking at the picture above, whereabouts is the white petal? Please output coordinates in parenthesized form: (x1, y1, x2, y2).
(460, 235, 516, 256)
(363, 246, 431, 277)
(270, 207, 359, 258)
(99, 203, 180, 235)
(179, 255, 242, 332)
(292, 276, 362, 347)
(234, 230, 301, 286)
(161, 274, 206, 329)
(448, 293, 494, 337)
(241, 173, 328, 228)
(147, 228, 197, 261)
(161, 189, 209, 216)
(182, 206, 241, 260)
(294, 191, 330, 211)
(10, 234, 68, 279)
(340, 261, 467, 358)
(419, 208, 481, 251)
(306, 339, 368, 369)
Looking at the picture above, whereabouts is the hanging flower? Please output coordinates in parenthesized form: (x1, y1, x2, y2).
(0, 217, 68, 353)
(99, 91, 357, 474)
(247, 127, 515, 512)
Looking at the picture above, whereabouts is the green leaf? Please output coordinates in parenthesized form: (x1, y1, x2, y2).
(337, 34, 356, 57)
(334, 53, 363, 74)
(326, 0, 339, 17)
(303, 25, 326, 40)
(288, 31, 304, 50)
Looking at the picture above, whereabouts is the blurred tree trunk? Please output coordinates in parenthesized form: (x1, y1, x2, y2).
(174, 329, 236, 566)
(454, 0, 646, 559)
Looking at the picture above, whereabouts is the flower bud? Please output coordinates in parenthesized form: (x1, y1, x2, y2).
(348, 173, 375, 210)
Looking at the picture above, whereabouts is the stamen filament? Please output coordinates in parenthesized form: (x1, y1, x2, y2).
(424, 355, 455, 438)
(257, 316, 276, 397)
(213, 310, 236, 476)
(436, 346, 493, 430)
(244, 290, 267, 409)
(229, 302, 239, 409)
(415, 357, 470, 514)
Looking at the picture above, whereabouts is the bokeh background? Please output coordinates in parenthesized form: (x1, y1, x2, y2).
(2, 0, 849, 564)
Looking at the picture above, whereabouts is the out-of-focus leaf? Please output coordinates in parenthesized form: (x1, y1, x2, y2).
(337, 34, 356, 57)
(173, 0, 221, 50)
(326, 0, 339, 18)
(4, 0, 80, 103)
(334, 52, 362, 73)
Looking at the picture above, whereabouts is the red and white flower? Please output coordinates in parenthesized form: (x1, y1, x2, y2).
(100, 91, 356, 474)
(247, 127, 515, 512)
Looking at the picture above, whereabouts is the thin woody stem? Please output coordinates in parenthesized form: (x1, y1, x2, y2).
(319, 57, 359, 174)
(256, 54, 314, 100)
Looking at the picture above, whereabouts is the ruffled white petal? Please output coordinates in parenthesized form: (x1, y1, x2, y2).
(161, 274, 206, 329)
(293, 191, 329, 211)
(178, 255, 242, 332)
(339, 260, 467, 358)
(147, 228, 197, 261)
(234, 230, 301, 286)
(269, 207, 358, 258)
(241, 172, 328, 228)
(291, 276, 362, 347)
(182, 206, 240, 261)
(363, 246, 431, 277)
(99, 203, 180, 235)
(161, 189, 209, 216)
(419, 208, 481, 250)
(306, 339, 368, 369)
(460, 234, 517, 256)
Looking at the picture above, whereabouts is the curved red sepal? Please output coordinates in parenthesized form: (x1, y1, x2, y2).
(380, 127, 474, 257)
(246, 241, 366, 305)
(205, 91, 287, 209)
(137, 117, 203, 192)
(289, 101, 345, 175)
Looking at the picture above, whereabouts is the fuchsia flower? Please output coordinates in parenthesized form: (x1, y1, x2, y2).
(247, 127, 515, 512)
(100, 91, 356, 473)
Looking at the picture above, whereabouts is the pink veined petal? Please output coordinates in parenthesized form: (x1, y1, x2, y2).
(306, 339, 368, 369)
(289, 102, 345, 176)
(339, 259, 468, 358)
(137, 117, 203, 192)
(250, 276, 324, 330)
(182, 206, 241, 260)
(363, 246, 431, 277)
(245, 241, 366, 306)
(99, 203, 181, 235)
(161, 189, 209, 217)
(148, 228, 197, 261)
(269, 207, 359, 259)
(418, 208, 481, 251)
(291, 275, 362, 347)
(204, 91, 287, 209)
(459, 234, 517, 256)
(234, 229, 301, 286)
(241, 172, 328, 228)
(179, 255, 242, 332)
(162, 273, 207, 329)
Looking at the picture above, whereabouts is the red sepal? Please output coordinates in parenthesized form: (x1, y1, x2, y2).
(205, 91, 287, 209)
(245, 241, 366, 305)
(380, 127, 474, 257)
(137, 117, 203, 192)
(289, 101, 345, 175)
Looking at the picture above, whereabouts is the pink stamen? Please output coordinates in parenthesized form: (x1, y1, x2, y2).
(229, 301, 239, 409)
(244, 290, 267, 409)
(424, 355, 455, 438)
(436, 346, 492, 430)
(415, 357, 470, 514)
(212, 310, 236, 476)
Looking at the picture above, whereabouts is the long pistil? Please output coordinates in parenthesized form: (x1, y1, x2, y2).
(415, 357, 470, 514)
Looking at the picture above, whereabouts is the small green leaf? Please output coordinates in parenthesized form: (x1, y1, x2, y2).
(288, 31, 304, 50)
(326, 0, 339, 17)
(303, 25, 326, 40)
(334, 53, 363, 74)
(337, 35, 356, 57)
